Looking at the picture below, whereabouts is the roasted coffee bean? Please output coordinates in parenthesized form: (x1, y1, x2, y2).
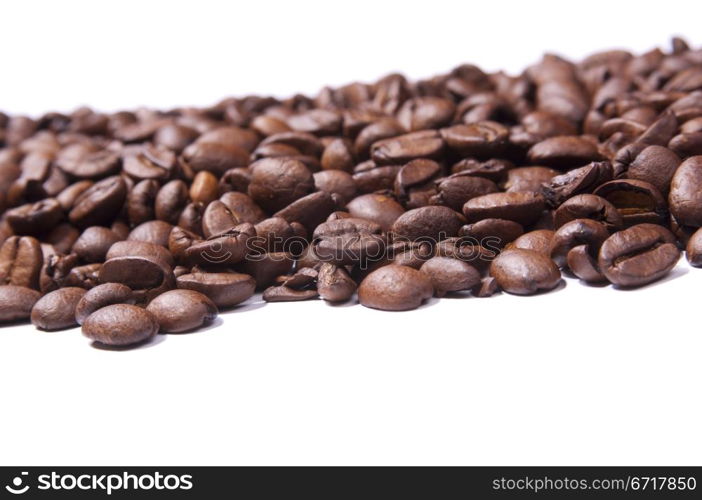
(440, 121, 509, 158)
(56, 180, 93, 211)
(527, 136, 603, 168)
(549, 219, 609, 267)
(5, 198, 63, 235)
(314, 170, 357, 204)
(273, 191, 337, 233)
(685, 227, 702, 267)
(346, 193, 405, 231)
(598, 223, 680, 287)
(354, 118, 405, 158)
(593, 179, 667, 226)
(181, 141, 249, 176)
(190, 170, 219, 205)
(202, 200, 238, 238)
(321, 138, 355, 172)
(187, 223, 256, 266)
(450, 158, 512, 182)
(391, 206, 464, 242)
(253, 217, 296, 253)
(74, 283, 135, 325)
(463, 192, 545, 226)
(0, 285, 41, 323)
(625, 145, 680, 196)
(247, 158, 314, 212)
(44, 223, 80, 255)
(352, 162, 401, 193)
(177, 202, 205, 235)
(371, 130, 444, 165)
(146, 289, 217, 333)
(313, 218, 385, 266)
(669, 156, 702, 228)
(669, 132, 702, 158)
(30, 287, 86, 330)
(553, 194, 623, 230)
(128, 220, 173, 247)
(358, 264, 433, 311)
(280, 267, 318, 289)
(541, 161, 613, 206)
(432, 173, 499, 211)
(71, 226, 121, 263)
(0, 235, 43, 289)
(127, 179, 159, 226)
(238, 251, 295, 289)
(316, 263, 356, 302)
(155, 180, 189, 224)
(82, 304, 159, 347)
(459, 218, 523, 248)
(398, 97, 455, 131)
(197, 126, 260, 153)
(99, 255, 175, 303)
(503, 166, 558, 193)
(490, 249, 561, 295)
(60, 149, 120, 179)
(177, 272, 255, 308)
(106, 240, 174, 268)
(420, 257, 481, 297)
(263, 285, 319, 302)
(219, 192, 267, 225)
(472, 276, 500, 297)
(566, 244, 607, 283)
(154, 123, 199, 153)
(63, 263, 102, 289)
(69, 176, 127, 228)
(258, 131, 323, 158)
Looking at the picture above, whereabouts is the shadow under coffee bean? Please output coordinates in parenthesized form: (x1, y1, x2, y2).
(1, 37, 701, 347)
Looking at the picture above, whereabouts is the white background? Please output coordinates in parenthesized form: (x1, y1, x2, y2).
(1, 0, 701, 466)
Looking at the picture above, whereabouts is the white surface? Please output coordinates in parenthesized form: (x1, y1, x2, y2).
(1, 0, 702, 466)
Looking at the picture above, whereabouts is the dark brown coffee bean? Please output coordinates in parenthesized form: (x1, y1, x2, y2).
(72, 226, 121, 263)
(274, 191, 337, 233)
(56, 180, 93, 211)
(503, 166, 558, 193)
(44, 223, 80, 255)
(155, 180, 189, 224)
(61, 149, 120, 179)
(30, 287, 86, 330)
(321, 138, 355, 172)
(154, 123, 199, 153)
(74, 283, 135, 325)
(126, 179, 159, 226)
(5, 198, 63, 235)
(669, 156, 702, 228)
(440, 121, 509, 158)
(354, 118, 405, 159)
(177, 202, 205, 236)
(490, 249, 561, 295)
(432, 173, 499, 212)
(0, 285, 41, 323)
(202, 200, 238, 238)
(189, 171, 219, 205)
(247, 158, 314, 212)
(463, 192, 545, 226)
(549, 219, 609, 267)
(128, 220, 173, 247)
(69, 176, 127, 228)
(472, 276, 500, 297)
(262, 285, 319, 302)
(391, 206, 464, 242)
(541, 161, 614, 207)
(316, 263, 356, 302)
(82, 304, 159, 346)
(346, 194, 405, 231)
(181, 141, 249, 176)
(593, 179, 667, 226)
(352, 162, 401, 193)
(685, 227, 702, 267)
(253, 217, 296, 253)
(313, 218, 385, 266)
(669, 132, 702, 158)
(314, 170, 357, 204)
(146, 289, 217, 333)
(566, 244, 607, 283)
(187, 223, 255, 266)
(371, 130, 444, 165)
(598, 223, 680, 287)
(459, 218, 523, 248)
(99, 255, 175, 303)
(394, 159, 441, 196)
(258, 131, 323, 158)
(358, 264, 433, 311)
(527, 136, 603, 168)
(176, 272, 255, 308)
(106, 240, 174, 268)
(420, 256, 480, 297)
(450, 158, 513, 182)
(626, 145, 680, 196)
(0, 235, 43, 289)
(398, 97, 455, 131)
(237, 251, 294, 289)
(553, 194, 623, 230)
(219, 192, 267, 225)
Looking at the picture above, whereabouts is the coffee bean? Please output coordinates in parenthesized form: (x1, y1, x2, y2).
(61, 149, 120, 179)
(554, 194, 623, 230)
(391, 205, 464, 242)
(0, 235, 43, 289)
(75, 283, 135, 325)
(459, 218, 523, 248)
(99, 255, 175, 304)
(593, 179, 667, 226)
(432, 173, 499, 211)
(420, 256, 481, 297)
(82, 304, 159, 346)
(440, 121, 509, 158)
(490, 249, 561, 295)
(181, 141, 249, 176)
(503, 166, 559, 193)
(219, 192, 267, 225)
(30, 287, 86, 330)
(128, 220, 173, 247)
(187, 223, 255, 266)
(527, 136, 603, 168)
(598, 223, 680, 287)
(177, 272, 255, 308)
(346, 194, 405, 231)
(451, 158, 512, 182)
(263, 285, 319, 302)
(69, 176, 127, 227)
(398, 97, 455, 131)
(146, 289, 217, 333)
(155, 180, 189, 224)
(669, 156, 702, 228)
(127, 179, 159, 226)
(463, 192, 545, 226)
(566, 244, 607, 283)
(72, 226, 121, 263)
(273, 191, 336, 233)
(5, 198, 63, 235)
(353, 163, 401, 193)
(472, 276, 500, 297)
(321, 138, 355, 172)
(202, 200, 238, 238)
(314, 170, 357, 204)
(626, 145, 680, 196)
(190, 170, 219, 205)
(685, 227, 702, 267)
(371, 130, 444, 165)
(313, 218, 385, 266)
(358, 264, 433, 311)
(238, 251, 294, 289)
(0, 285, 41, 323)
(106, 240, 175, 268)
(56, 180, 93, 211)
(44, 223, 80, 255)
(549, 219, 609, 268)
(317, 263, 356, 302)
(541, 161, 613, 206)
(247, 158, 314, 212)
(154, 123, 199, 153)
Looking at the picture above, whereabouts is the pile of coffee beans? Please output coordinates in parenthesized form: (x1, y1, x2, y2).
(2, 37, 702, 347)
